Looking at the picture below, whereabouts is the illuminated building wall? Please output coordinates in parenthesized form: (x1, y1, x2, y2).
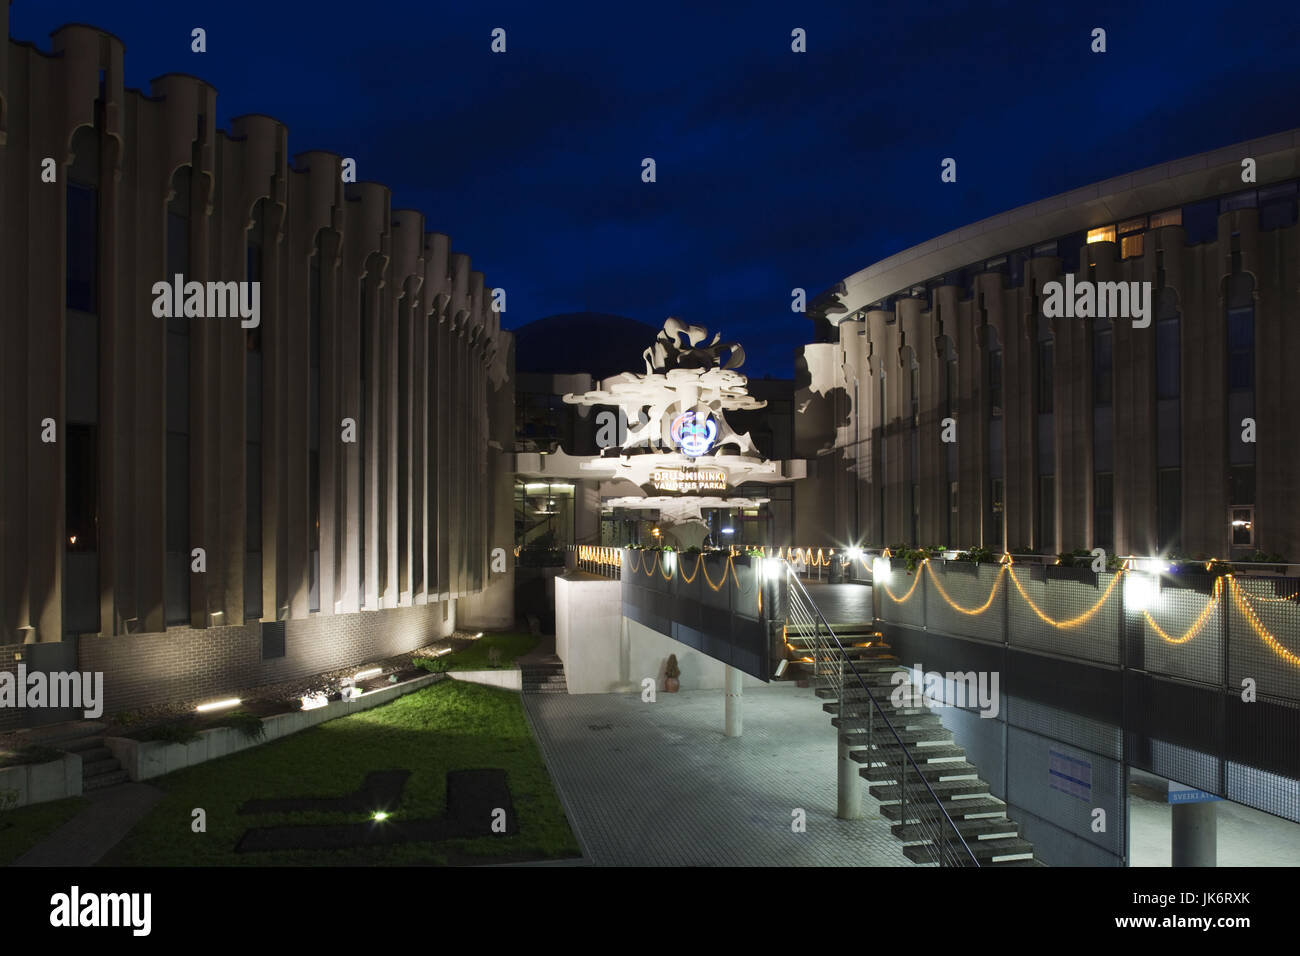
(800, 130, 1300, 560)
(0, 11, 514, 722)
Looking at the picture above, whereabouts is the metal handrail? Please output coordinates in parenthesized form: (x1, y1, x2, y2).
(781, 559, 980, 867)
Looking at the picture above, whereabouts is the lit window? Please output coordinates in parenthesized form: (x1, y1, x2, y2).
(1120, 234, 1144, 259)
(1231, 507, 1255, 547)
(1149, 208, 1182, 230)
(1086, 225, 1116, 244)
(1118, 217, 1147, 235)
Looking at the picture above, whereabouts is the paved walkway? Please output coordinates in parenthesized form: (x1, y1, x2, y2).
(12, 782, 163, 867)
(522, 683, 909, 866)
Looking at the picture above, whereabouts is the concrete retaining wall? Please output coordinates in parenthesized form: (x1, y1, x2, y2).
(103, 673, 441, 782)
(446, 669, 522, 691)
(0, 753, 82, 809)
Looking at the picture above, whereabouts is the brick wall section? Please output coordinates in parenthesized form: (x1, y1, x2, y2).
(75, 603, 454, 719)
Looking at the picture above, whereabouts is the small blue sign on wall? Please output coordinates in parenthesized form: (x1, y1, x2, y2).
(1049, 749, 1092, 801)
(1167, 782, 1222, 804)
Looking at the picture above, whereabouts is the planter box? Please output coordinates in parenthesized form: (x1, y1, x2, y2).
(1045, 564, 1098, 587)
(0, 752, 82, 809)
(104, 672, 441, 782)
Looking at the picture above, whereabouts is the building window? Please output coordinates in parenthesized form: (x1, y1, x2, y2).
(1149, 208, 1183, 230)
(1157, 467, 1182, 552)
(1031, 240, 1057, 258)
(1227, 306, 1254, 391)
(1231, 507, 1255, 547)
(990, 478, 1004, 551)
(1093, 473, 1114, 552)
(1230, 464, 1255, 509)
(1038, 475, 1055, 552)
(987, 344, 1002, 418)
(1086, 225, 1116, 245)
(1120, 234, 1144, 259)
(66, 423, 98, 552)
(1037, 340, 1054, 414)
(1220, 190, 1257, 213)
(946, 358, 958, 416)
(1182, 199, 1218, 245)
(359, 277, 370, 605)
(1093, 328, 1113, 405)
(165, 166, 192, 626)
(910, 365, 920, 428)
(1259, 183, 1298, 230)
(1156, 318, 1180, 400)
(245, 200, 266, 620)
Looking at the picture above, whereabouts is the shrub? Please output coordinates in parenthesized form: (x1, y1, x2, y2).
(665, 654, 680, 680)
(214, 710, 266, 741)
(138, 722, 202, 745)
(413, 655, 451, 674)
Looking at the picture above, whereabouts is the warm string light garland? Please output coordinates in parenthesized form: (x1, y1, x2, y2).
(617, 547, 1299, 669)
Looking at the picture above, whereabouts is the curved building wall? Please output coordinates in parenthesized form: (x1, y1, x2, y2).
(0, 9, 513, 722)
(802, 131, 1300, 560)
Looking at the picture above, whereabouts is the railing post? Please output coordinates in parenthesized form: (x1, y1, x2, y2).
(899, 747, 909, 850)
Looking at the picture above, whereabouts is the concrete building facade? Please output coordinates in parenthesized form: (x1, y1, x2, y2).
(800, 130, 1300, 561)
(0, 9, 514, 725)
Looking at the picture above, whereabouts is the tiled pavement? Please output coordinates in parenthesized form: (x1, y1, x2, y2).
(523, 683, 910, 866)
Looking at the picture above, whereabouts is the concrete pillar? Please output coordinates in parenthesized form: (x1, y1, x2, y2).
(837, 735, 862, 820)
(724, 664, 743, 737)
(1171, 801, 1217, 867)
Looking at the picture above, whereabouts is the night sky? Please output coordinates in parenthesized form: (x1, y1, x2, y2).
(12, 1, 1300, 376)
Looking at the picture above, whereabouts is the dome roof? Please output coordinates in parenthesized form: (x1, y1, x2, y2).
(513, 312, 659, 378)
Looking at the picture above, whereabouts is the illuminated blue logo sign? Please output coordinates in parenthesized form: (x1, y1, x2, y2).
(670, 411, 717, 457)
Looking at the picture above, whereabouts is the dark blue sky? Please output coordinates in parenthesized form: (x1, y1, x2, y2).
(14, 0, 1300, 375)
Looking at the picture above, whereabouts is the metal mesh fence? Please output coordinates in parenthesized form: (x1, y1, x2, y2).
(1006, 724, 1125, 860)
(1227, 577, 1300, 704)
(1007, 567, 1121, 664)
(1226, 761, 1300, 825)
(877, 563, 925, 628)
(1007, 694, 1123, 762)
(924, 563, 1005, 642)
(1138, 581, 1223, 686)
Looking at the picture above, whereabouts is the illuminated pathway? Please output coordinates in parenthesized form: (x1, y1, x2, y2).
(521, 684, 910, 866)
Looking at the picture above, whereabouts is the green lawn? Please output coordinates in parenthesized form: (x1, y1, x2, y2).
(103, 679, 579, 866)
(0, 797, 88, 865)
(440, 631, 537, 671)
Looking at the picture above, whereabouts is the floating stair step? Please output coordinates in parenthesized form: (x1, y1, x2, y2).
(879, 796, 1008, 822)
(828, 708, 941, 728)
(905, 837, 1035, 864)
(891, 816, 1020, 842)
(843, 738, 966, 760)
(860, 760, 981, 783)
(869, 778, 991, 802)
(844, 727, 950, 749)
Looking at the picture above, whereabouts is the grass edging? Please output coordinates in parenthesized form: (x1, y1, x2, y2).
(104, 673, 442, 782)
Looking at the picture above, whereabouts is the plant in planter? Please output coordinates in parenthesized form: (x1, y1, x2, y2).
(664, 654, 681, 693)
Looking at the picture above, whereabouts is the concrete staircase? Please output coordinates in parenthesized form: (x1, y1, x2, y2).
(64, 734, 129, 791)
(15, 720, 130, 792)
(520, 656, 568, 694)
(785, 622, 1042, 867)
